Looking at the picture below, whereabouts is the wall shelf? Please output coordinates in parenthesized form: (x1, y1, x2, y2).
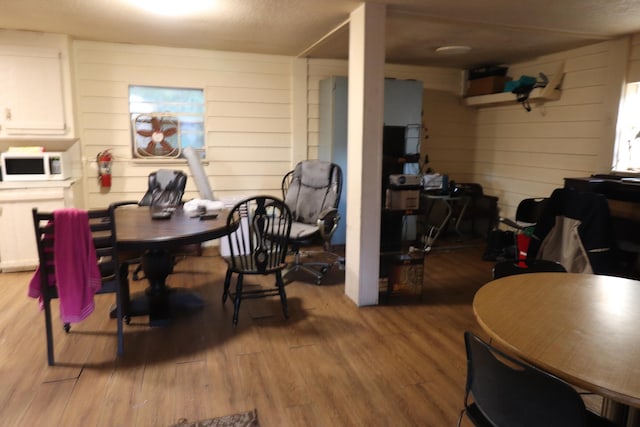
(464, 87, 561, 107)
(465, 61, 565, 108)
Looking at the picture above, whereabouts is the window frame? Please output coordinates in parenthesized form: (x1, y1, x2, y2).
(613, 81, 640, 174)
(128, 85, 206, 161)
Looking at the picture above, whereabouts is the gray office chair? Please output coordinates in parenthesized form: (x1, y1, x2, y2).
(458, 331, 616, 427)
(281, 160, 343, 285)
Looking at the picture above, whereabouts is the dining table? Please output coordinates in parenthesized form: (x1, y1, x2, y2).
(473, 272, 640, 426)
(115, 204, 233, 326)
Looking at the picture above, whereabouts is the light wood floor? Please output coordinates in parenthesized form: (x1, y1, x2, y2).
(1, 240, 498, 427)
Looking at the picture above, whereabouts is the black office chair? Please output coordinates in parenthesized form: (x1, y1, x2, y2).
(492, 258, 567, 279)
(130, 169, 193, 281)
(31, 205, 128, 366)
(457, 331, 616, 427)
(222, 195, 293, 326)
(281, 160, 343, 285)
(527, 188, 616, 275)
(139, 169, 187, 207)
(498, 197, 549, 262)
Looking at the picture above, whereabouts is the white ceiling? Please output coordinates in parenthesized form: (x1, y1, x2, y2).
(2, 0, 640, 69)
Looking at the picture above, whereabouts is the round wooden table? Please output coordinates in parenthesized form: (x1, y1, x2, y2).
(115, 204, 232, 326)
(473, 272, 640, 424)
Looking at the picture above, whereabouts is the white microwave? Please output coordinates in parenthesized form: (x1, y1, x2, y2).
(1, 151, 71, 181)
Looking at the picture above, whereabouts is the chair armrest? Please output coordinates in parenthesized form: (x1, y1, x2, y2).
(317, 208, 340, 241)
(499, 217, 524, 231)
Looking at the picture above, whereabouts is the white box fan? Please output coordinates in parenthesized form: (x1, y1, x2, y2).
(132, 114, 181, 158)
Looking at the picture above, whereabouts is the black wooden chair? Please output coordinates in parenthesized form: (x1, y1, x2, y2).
(31, 205, 128, 365)
(222, 195, 293, 326)
(457, 331, 616, 427)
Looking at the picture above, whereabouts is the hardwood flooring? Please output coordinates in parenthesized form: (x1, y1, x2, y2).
(0, 240, 502, 426)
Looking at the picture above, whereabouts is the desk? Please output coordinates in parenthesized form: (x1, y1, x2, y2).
(421, 192, 469, 245)
(115, 205, 232, 326)
(473, 273, 640, 425)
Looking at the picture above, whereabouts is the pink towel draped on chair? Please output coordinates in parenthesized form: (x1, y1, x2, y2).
(28, 208, 102, 323)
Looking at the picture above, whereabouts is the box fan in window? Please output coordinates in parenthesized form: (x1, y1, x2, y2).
(132, 114, 181, 158)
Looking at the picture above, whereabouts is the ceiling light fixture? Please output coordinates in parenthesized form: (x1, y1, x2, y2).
(435, 45, 472, 55)
(130, 0, 215, 16)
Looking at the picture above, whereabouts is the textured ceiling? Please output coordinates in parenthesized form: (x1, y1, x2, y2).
(1, 0, 640, 68)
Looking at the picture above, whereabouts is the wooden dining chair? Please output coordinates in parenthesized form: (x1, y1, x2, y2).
(31, 205, 128, 365)
(222, 195, 293, 326)
(457, 331, 616, 427)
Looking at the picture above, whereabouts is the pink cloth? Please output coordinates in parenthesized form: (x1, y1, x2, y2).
(28, 208, 102, 323)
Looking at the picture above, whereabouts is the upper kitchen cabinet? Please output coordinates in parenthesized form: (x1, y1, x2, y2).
(0, 47, 66, 136)
(0, 32, 75, 143)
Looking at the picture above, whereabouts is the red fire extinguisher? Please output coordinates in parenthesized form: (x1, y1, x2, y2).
(97, 150, 113, 188)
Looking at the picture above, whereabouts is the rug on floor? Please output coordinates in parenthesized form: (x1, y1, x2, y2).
(170, 409, 259, 427)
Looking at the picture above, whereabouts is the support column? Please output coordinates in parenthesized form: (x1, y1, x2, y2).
(344, 2, 386, 306)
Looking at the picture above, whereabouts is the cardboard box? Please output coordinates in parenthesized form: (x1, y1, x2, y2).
(466, 76, 512, 97)
(385, 189, 420, 210)
(379, 254, 424, 298)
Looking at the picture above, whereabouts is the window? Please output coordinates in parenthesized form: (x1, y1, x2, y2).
(129, 85, 205, 159)
(613, 82, 640, 172)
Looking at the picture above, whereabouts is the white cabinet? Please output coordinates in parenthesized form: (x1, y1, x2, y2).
(0, 181, 77, 272)
(0, 46, 67, 136)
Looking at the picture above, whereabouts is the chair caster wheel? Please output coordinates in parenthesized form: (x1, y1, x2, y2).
(320, 266, 329, 274)
(125, 316, 131, 325)
(63, 323, 70, 333)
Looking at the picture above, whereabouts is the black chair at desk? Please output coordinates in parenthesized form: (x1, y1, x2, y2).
(127, 169, 195, 281)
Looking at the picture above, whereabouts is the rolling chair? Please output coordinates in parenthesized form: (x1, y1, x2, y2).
(281, 160, 343, 285)
(457, 331, 616, 427)
(139, 169, 187, 207)
(129, 169, 194, 281)
(31, 205, 128, 365)
(221, 196, 293, 326)
(527, 188, 616, 275)
(498, 197, 549, 262)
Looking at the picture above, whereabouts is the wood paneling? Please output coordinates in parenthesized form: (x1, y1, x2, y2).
(73, 41, 295, 209)
(449, 39, 625, 220)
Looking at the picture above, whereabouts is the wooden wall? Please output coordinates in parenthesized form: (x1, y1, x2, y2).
(73, 41, 296, 208)
(53, 35, 640, 223)
(627, 33, 640, 82)
(73, 43, 462, 209)
(449, 38, 629, 219)
(306, 59, 462, 160)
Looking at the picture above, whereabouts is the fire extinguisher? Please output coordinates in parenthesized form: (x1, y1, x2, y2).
(97, 150, 113, 188)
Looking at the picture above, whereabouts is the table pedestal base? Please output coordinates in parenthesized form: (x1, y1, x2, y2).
(112, 248, 204, 326)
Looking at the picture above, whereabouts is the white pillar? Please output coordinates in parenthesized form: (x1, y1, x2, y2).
(344, 2, 386, 306)
(291, 58, 308, 166)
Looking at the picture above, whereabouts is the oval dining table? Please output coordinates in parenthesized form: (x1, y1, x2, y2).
(473, 272, 640, 426)
(114, 204, 233, 326)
